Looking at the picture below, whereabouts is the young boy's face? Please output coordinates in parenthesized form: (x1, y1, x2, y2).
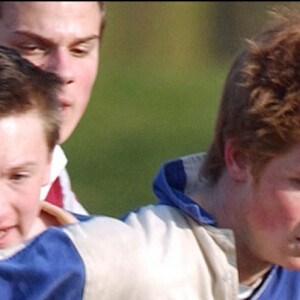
(0, 2, 102, 144)
(236, 143, 300, 270)
(0, 111, 51, 248)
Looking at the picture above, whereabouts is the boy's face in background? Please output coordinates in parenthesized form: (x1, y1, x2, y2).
(0, 2, 102, 143)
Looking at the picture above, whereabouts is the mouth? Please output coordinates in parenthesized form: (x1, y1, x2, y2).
(0, 226, 18, 248)
(60, 104, 70, 112)
(59, 99, 71, 118)
(59, 97, 71, 108)
(0, 227, 10, 243)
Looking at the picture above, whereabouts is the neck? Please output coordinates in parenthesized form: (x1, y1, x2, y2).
(191, 172, 272, 285)
(236, 240, 272, 285)
(190, 173, 233, 229)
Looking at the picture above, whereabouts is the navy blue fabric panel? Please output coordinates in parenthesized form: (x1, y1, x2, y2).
(0, 227, 85, 300)
(164, 159, 187, 192)
(152, 159, 186, 207)
(72, 212, 93, 222)
(152, 158, 216, 225)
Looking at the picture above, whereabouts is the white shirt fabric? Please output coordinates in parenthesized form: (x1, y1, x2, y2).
(40, 145, 88, 215)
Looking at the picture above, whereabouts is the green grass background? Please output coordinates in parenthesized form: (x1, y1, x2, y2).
(62, 2, 283, 217)
(63, 62, 227, 217)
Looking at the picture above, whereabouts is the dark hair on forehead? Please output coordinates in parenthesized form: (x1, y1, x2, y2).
(0, 45, 62, 152)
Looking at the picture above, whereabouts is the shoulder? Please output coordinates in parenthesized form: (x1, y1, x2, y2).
(0, 227, 85, 299)
(61, 205, 203, 298)
(61, 204, 195, 266)
(62, 204, 200, 274)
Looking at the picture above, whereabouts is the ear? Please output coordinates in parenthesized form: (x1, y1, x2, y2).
(224, 138, 249, 182)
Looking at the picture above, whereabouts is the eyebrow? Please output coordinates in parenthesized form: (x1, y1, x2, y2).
(10, 162, 37, 170)
(12, 30, 100, 45)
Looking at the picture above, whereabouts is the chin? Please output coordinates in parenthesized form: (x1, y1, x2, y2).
(59, 126, 75, 144)
(280, 258, 300, 270)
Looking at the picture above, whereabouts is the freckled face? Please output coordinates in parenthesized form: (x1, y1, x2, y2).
(0, 2, 102, 143)
(239, 144, 300, 270)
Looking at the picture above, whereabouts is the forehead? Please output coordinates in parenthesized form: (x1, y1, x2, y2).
(0, 113, 50, 171)
(261, 143, 300, 176)
(0, 112, 46, 149)
(0, 2, 101, 41)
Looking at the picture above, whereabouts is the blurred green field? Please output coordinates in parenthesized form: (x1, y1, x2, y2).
(62, 2, 284, 217)
(63, 61, 228, 217)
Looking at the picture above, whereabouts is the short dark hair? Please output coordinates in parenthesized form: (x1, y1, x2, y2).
(0, 46, 62, 152)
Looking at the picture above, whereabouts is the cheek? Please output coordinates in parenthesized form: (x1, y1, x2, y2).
(20, 175, 46, 214)
(21, 189, 41, 211)
(19, 191, 41, 230)
(76, 69, 97, 113)
(248, 204, 277, 230)
(249, 190, 298, 231)
(79, 78, 98, 123)
(77, 59, 99, 96)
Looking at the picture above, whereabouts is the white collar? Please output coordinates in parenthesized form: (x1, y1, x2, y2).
(40, 145, 67, 201)
(238, 278, 263, 299)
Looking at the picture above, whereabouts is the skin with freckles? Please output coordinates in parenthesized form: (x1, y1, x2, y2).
(228, 144, 300, 276)
(0, 2, 102, 143)
(192, 142, 300, 284)
(0, 112, 52, 248)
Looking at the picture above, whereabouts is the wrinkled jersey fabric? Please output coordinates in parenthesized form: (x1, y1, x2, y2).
(152, 152, 300, 299)
(0, 153, 299, 299)
(0, 227, 85, 300)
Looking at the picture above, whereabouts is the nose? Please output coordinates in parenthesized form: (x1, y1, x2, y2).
(44, 48, 75, 84)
